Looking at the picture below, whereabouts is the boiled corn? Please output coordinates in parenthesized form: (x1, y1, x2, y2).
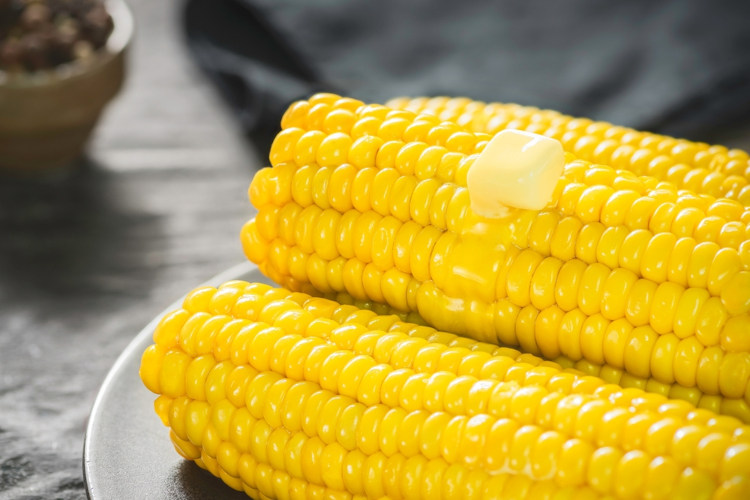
(141, 281, 750, 499)
(386, 96, 750, 205)
(243, 94, 750, 419)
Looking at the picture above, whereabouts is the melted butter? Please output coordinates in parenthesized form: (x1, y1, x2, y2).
(437, 202, 528, 305)
(467, 129, 565, 216)
(421, 132, 566, 333)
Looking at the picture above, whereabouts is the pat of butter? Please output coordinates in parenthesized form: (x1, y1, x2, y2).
(467, 129, 564, 217)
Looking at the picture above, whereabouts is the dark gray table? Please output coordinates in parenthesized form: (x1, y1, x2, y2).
(0, 1, 260, 498)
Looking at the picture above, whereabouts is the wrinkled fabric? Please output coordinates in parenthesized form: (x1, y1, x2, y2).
(184, 0, 750, 150)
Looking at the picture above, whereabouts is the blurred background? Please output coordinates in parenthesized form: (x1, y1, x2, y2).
(0, 0, 749, 498)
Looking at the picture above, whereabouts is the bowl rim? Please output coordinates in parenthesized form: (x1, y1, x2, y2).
(0, 0, 134, 87)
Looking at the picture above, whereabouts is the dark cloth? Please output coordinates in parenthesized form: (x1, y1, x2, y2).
(184, 0, 750, 151)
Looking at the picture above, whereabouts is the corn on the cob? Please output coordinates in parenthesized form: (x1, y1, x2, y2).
(141, 281, 750, 500)
(386, 96, 750, 205)
(242, 94, 750, 421)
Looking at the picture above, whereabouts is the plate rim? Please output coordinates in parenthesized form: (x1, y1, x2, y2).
(82, 261, 258, 499)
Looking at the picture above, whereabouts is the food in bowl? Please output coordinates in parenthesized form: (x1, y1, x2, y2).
(0, 0, 130, 172)
(0, 0, 114, 74)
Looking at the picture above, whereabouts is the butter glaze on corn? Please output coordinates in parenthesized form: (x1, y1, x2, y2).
(141, 281, 750, 500)
(243, 94, 750, 420)
(386, 96, 750, 205)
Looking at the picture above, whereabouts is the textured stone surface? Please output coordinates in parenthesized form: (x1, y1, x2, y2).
(0, 1, 259, 498)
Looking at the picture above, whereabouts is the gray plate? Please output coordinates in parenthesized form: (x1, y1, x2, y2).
(83, 262, 272, 500)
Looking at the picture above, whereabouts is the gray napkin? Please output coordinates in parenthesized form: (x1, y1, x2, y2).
(184, 0, 750, 149)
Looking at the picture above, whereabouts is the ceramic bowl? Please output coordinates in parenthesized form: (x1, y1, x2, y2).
(0, 0, 133, 173)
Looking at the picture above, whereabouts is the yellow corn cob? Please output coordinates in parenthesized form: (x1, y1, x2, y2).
(243, 94, 750, 420)
(141, 281, 750, 500)
(141, 282, 750, 498)
(386, 96, 750, 205)
(343, 290, 746, 421)
(162, 282, 750, 424)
